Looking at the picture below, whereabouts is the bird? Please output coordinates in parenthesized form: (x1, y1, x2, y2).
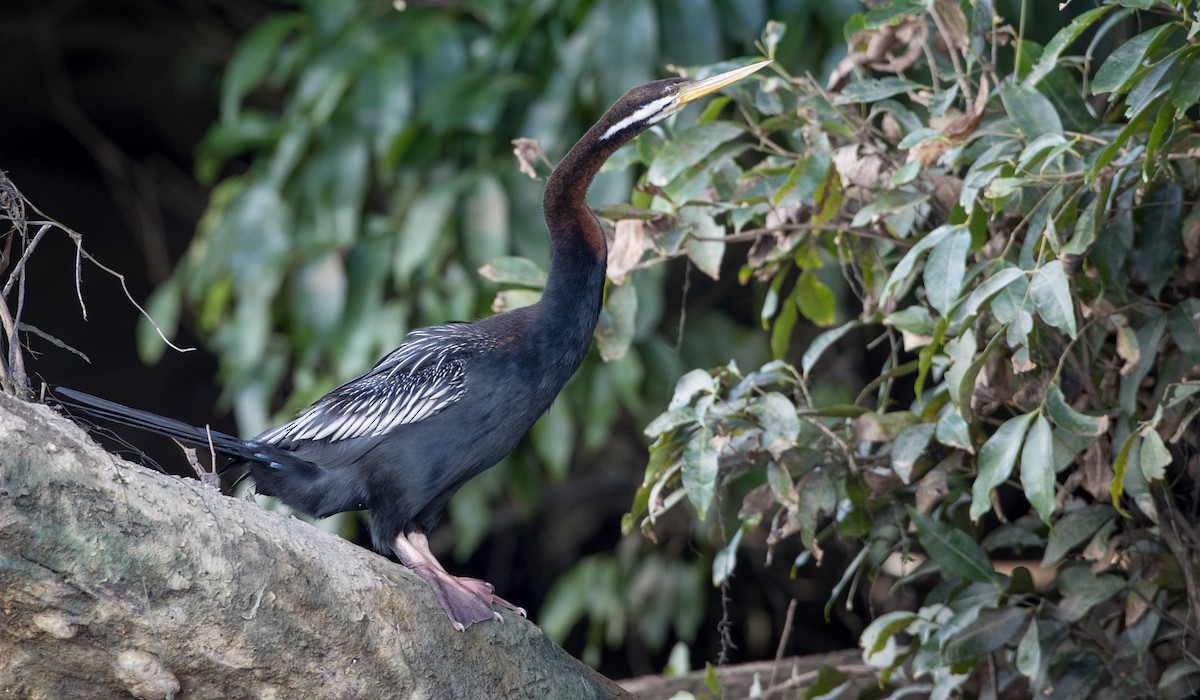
(52, 58, 771, 631)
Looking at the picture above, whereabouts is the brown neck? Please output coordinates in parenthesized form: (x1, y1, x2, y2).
(541, 119, 626, 264)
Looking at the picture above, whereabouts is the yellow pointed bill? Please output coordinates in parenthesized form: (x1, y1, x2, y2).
(675, 59, 772, 105)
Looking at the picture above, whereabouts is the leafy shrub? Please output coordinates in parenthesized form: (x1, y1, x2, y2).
(614, 1, 1200, 695)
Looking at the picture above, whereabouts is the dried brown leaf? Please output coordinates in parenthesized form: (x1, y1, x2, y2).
(915, 455, 957, 514)
(929, 174, 963, 212)
(881, 113, 903, 144)
(747, 231, 783, 272)
(511, 137, 550, 180)
(939, 74, 990, 142)
(175, 442, 220, 489)
(739, 483, 775, 519)
(1080, 441, 1114, 501)
(827, 19, 927, 91)
(932, 0, 969, 52)
(863, 466, 903, 495)
(1185, 210, 1200, 258)
(832, 145, 886, 189)
(868, 20, 927, 73)
(909, 138, 950, 167)
(606, 219, 646, 285)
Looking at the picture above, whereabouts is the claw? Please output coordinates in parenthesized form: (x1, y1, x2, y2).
(391, 532, 526, 631)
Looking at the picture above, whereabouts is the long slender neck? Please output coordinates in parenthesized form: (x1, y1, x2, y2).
(537, 118, 630, 330)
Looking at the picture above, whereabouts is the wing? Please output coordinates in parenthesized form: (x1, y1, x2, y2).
(258, 323, 493, 446)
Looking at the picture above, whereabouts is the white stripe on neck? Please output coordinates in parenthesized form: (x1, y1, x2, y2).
(599, 96, 675, 141)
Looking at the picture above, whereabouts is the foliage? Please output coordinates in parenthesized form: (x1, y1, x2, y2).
(625, 0, 1200, 695)
(154, 0, 850, 671)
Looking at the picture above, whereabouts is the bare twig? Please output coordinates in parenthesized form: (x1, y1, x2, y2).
(768, 599, 798, 691)
(800, 414, 859, 474)
(0, 173, 195, 396)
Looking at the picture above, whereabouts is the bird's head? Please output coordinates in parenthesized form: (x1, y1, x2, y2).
(597, 59, 772, 144)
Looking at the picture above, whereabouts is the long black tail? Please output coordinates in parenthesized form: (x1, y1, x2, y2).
(50, 386, 308, 472)
(51, 387, 362, 520)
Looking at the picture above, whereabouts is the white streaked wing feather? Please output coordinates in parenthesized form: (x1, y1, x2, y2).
(259, 323, 491, 446)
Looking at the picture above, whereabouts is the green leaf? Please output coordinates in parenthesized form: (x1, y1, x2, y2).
(1045, 383, 1109, 436)
(766, 459, 794, 507)
(881, 224, 956, 305)
(1145, 101, 1176, 180)
(834, 77, 923, 105)
(1057, 565, 1125, 622)
(943, 607, 1030, 664)
(595, 282, 638, 362)
(749, 393, 801, 454)
(1168, 302, 1200, 364)
(1159, 660, 1200, 694)
(771, 295, 798, 360)
(797, 470, 836, 554)
(682, 426, 719, 520)
(1025, 5, 1119, 89)
(1134, 183, 1182, 299)
(1125, 50, 1181, 117)
(891, 423, 934, 484)
(804, 666, 850, 698)
(1042, 504, 1116, 567)
(910, 509, 999, 585)
(935, 409, 972, 452)
(1119, 313, 1168, 415)
(1029, 260, 1077, 337)
(801, 320, 864, 376)
(681, 207, 726, 280)
(1087, 97, 1161, 183)
(394, 183, 456, 279)
(646, 122, 744, 187)
(885, 306, 933, 335)
(924, 226, 972, 316)
(1020, 415, 1055, 523)
(491, 289, 541, 312)
(761, 20, 786, 57)
(970, 413, 1035, 522)
(952, 266, 1025, 324)
(1016, 133, 1070, 173)
(643, 407, 696, 439)
(1111, 431, 1136, 516)
(290, 250, 347, 345)
(860, 610, 918, 658)
(1000, 83, 1063, 140)
(540, 558, 602, 643)
(1016, 617, 1041, 678)
(221, 14, 299, 122)
(1063, 180, 1110, 258)
(712, 527, 744, 586)
(531, 398, 574, 480)
(477, 256, 548, 288)
(1140, 428, 1171, 481)
(1092, 24, 1176, 97)
(794, 271, 836, 327)
(1172, 52, 1200, 110)
(461, 174, 510, 271)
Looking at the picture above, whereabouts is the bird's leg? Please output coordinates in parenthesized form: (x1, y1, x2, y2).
(407, 532, 527, 619)
(391, 532, 524, 631)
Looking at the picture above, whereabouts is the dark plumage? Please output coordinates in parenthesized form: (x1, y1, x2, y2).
(53, 59, 770, 630)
